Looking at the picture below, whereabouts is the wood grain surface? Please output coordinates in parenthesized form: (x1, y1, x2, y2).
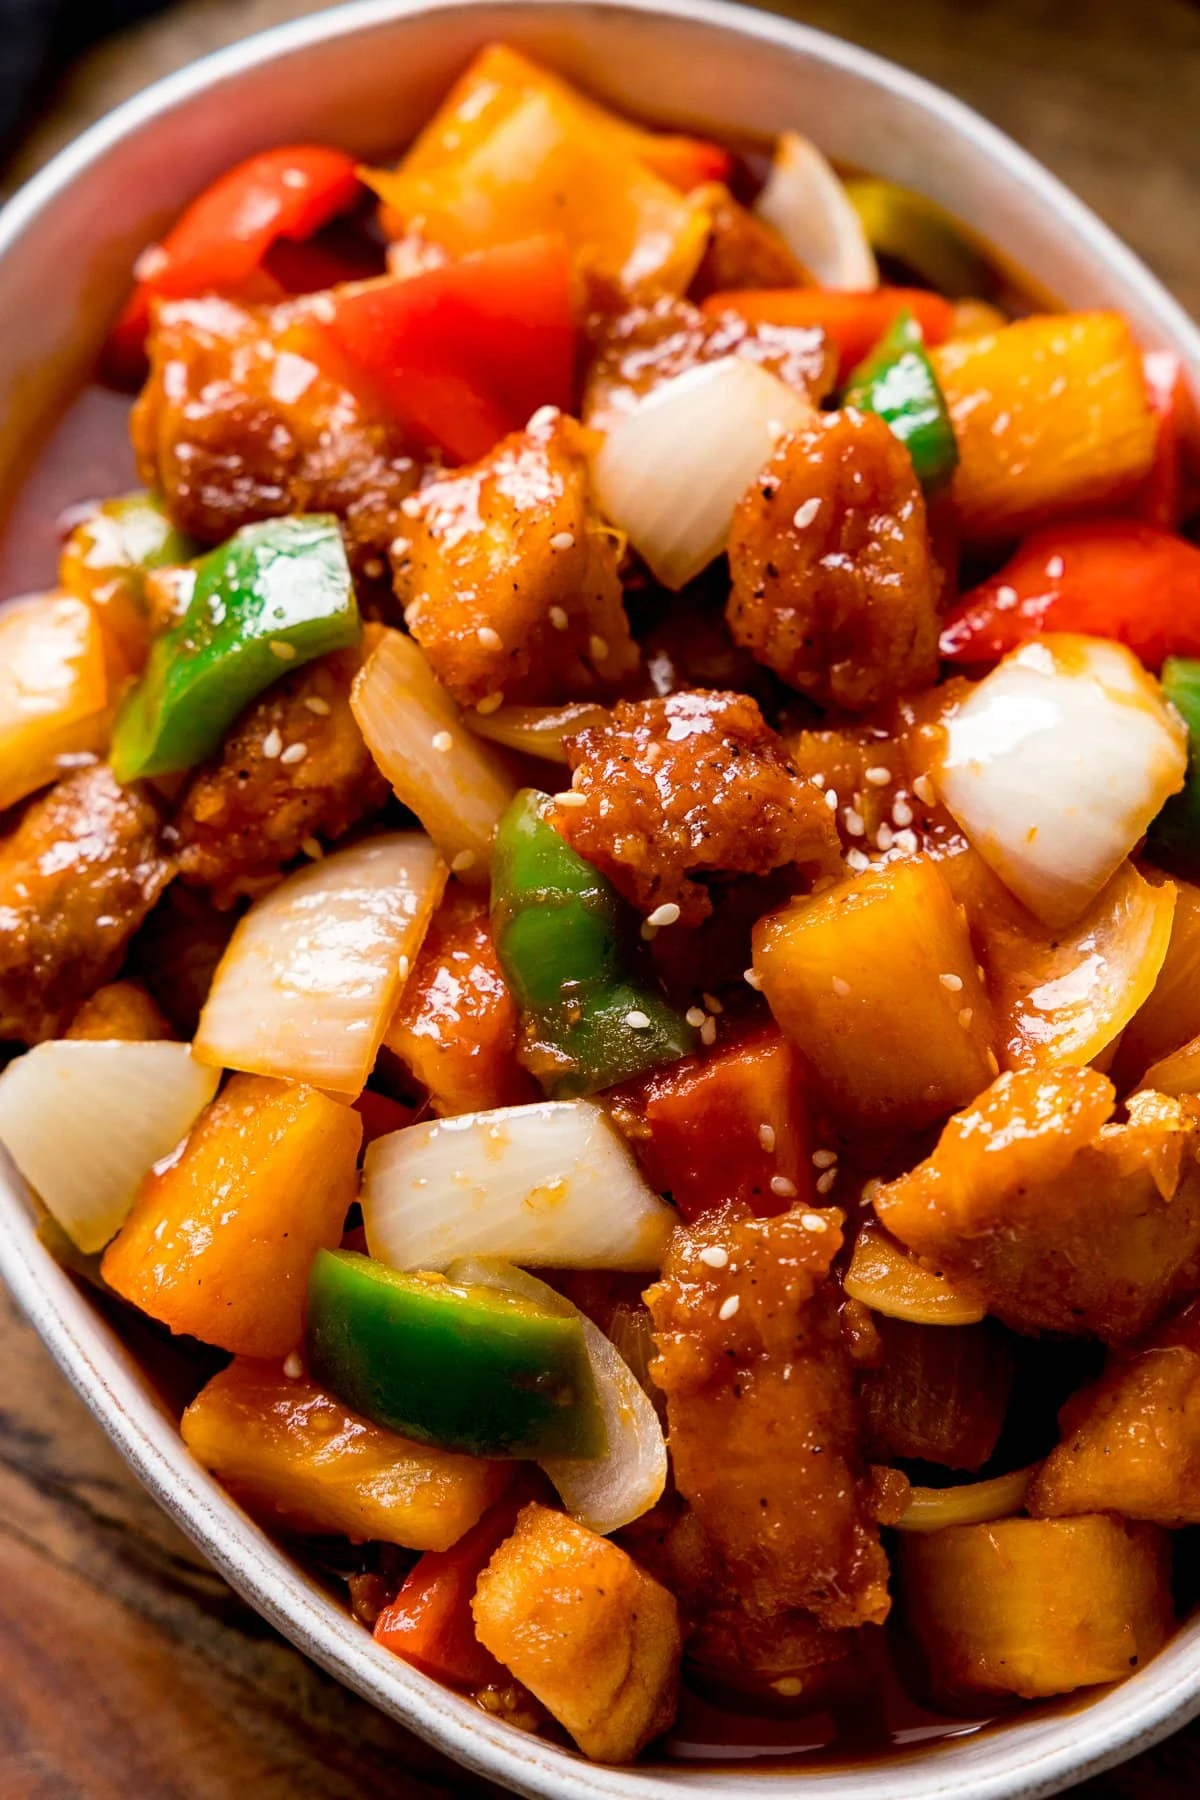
(3, 2, 1200, 1795)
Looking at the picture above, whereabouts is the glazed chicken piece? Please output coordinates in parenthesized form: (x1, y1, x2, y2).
(875, 1067, 1200, 1344)
(727, 408, 942, 711)
(472, 1502, 682, 1762)
(559, 690, 837, 925)
(132, 292, 419, 563)
(583, 294, 835, 433)
(391, 413, 637, 707)
(0, 765, 173, 1043)
(65, 979, 172, 1041)
(687, 183, 809, 301)
(172, 644, 389, 907)
(646, 1204, 891, 1633)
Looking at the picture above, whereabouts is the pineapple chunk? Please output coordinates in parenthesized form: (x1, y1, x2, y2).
(898, 1515, 1173, 1701)
(752, 856, 995, 1128)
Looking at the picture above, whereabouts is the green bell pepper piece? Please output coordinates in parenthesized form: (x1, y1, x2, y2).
(843, 308, 959, 493)
(306, 1249, 606, 1459)
(110, 514, 359, 781)
(66, 491, 194, 585)
(491, 790, 697, 1098)
(1148, 657, 1200, 877)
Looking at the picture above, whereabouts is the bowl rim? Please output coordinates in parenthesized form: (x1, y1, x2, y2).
(2, 3, 1200, 1797)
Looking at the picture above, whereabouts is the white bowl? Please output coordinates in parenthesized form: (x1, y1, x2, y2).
(2, 3, 1199, 1795)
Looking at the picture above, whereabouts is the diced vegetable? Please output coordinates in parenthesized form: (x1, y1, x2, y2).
(754, 132, 876, 289)
(700, 287, 954, 383)
(110, 515, 360, 781)
(860, 1315, 1013, 1472)
(0, 1040, 218, 1253)
(65, 980, 171, 1043)
(491, 790, 695, 1097)
(898, 1516, 1173, 1700)
(319, 238, 575, 464)
(843, 178, 993, 298)
(306, 1250, 605, 1458)
(930, 312, 1157, 542)
(893, 1467, 1035, 1534)
(449, 1257, 667, 1534)
(362, 1098, 675, 1272)
(940, 521, 1200, 669)
(634, 1025, 814, 1220)
(1137, 349, 1200, 530)
(0, 594, 111, 813)
(842, 308, 958, 492)
(59, 491, 194, 675)
(350, 629, 516, 885)
(1149, 657, 1200, 879)
(467, 700, 608, 765)
(845, 1220, 986, 1326)
(195, 834, 445, 1098)
(471, 1501, 682, 1761)
(934, 635, 1187, 928)
(1114, 876, 1200, 1087)
(591, 358, 815, 590)
(102, 1074, 361, 1355)
(181, 1357, 511, 1547)
(752, 856, 996, 1129)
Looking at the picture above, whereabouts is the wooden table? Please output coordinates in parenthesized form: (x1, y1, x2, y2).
(4, 2, 1200, 1794)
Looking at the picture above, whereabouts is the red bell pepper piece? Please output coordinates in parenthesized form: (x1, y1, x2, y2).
(1135, 351, 1200, 531)
(352, 1088, 416, 1147)
(320, 235, 576, 465)
(635, 1024, 814, 1222)
(373, 1494, 523, 1689)
(105, 144, 361, 381)
(638, 133, 734, 192)
(699, 286, 955, 383)
(939, 519, 1200, 670)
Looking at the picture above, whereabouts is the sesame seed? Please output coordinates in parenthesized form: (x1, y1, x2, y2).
(363, 557, 385, 580)
(875, 822, 894, 852)
(269, 639, 297, 661)
(815, 1168, 838, 1195)
(959, 1007, 974, 1028)
(400, 494, 423, 518)
(1046, 554, 1065, 578)
(451, 850, 476, 874)
(589, 634, 609, 662)
(913, 774, 936, 806)
(404, 603, 421, 629)
(892, 798, 914, 828)
(647, 902, 681, 928)
(301, 836, 323, 859)
(792, 497, 821, 529)
(475, 691, 504, 715)
(825, 787, 839, 811)
(831, 976, 850, 997)
(865, 766, 892, 786)
(389, 535, 411, 558)
(700, 1016, 717, 1047)
(280, 742, 307, 765)
(846, 848, 870, 872)
(717, 1294, 741, 1320)
(758, 1123, 777, 1152)
(801, 1212, 828, 1232)
(304, 695, 331, 716)
(398, 955, 410, 979)
(554, 790, 586, 808)
(549, 605, 569, 631)
(699, 1244, 729, 1269)
(770, 1175, 798, 1198)
(550, 530, 576, 551)
(624, 1009, 652, 1030)
(940, 972, 964, 992)
(431, 730, 454, 753)
(702, 993, 723, 1015)
(861, 1178, 882, 1207)
(640, 921, 658, 941)
(811, 773, 826, 789)
(476, 624, 503, 650)
(844, 808, 865, 837)
(261, 728, 282, 759)
(527, 404, 561, 432)
(987, 1050, 1001, 1075)
(892, 829, 918, 855)
(282, 1352, 304, 1379)
(685, 1006, 707, 1028)
(772, 1678, 805, 1698)
(744, 968, 763, 990)
(812, 1149, 837, 1169)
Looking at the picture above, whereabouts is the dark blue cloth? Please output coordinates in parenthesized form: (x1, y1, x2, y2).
(0, 0, 172, 160)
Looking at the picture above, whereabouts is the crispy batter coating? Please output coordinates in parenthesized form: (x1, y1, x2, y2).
(392, 414, 636, 707)
(171, 645, 388, 908)
(727, 409, 941, 712)
(875, 1068, 1200, 1344)
(646, 1204, 891, 1632)
(687, 183, 808, 300)
(559, 690, 837, 925)
(132, 293, 419, 562)
(0, 766, 172, 1044)
(583, 295, 835, 433)
(472, 1502, 681, 1762)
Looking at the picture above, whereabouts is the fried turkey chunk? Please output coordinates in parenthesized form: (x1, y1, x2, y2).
(559, 690, 837, 925)
(391, 413, 637, 707)
(583, 294, 835, 433)
(727, 408, 941, 712)
(172, 645, 389, 907)
(646, 1203, 891, 1633)
(876, 1068, 1200, 1345)
(132, 293, 419, 562)
(0, 765, 173, 1044)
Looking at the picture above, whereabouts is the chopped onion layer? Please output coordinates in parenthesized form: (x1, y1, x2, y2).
(448, 1257, 667, 1534)
(894, 1467, 1035, 1534)
(755, 131, 878, 290)
(844, 1220, 985, 1326)
(592, 359, 814, 590)
(363, 1098, 675, 1272)
(934, 635, 1187, 927)
(0, 1040, 219, 1253)
(351, 629, 516, 884)
(195, 833, 445, 1097)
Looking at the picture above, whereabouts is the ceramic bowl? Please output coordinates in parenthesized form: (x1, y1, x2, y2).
(2, 3, 1199, 1795)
